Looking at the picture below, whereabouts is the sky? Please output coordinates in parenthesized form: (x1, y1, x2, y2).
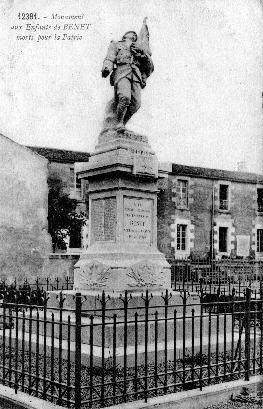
(0, 0, 262, 173)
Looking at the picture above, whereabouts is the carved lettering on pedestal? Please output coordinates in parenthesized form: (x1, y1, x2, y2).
(91, 197, 116, 243)
(132, 149, 158, 176)
(123, 197, 153, 244)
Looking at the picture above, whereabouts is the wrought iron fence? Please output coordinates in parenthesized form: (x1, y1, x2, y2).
(171, 258, 263, 293)
(1, 259, 262, 301)
(0, 277, 74, 307)
(17, 276, 74, 291)
(0, 286, 262, 408)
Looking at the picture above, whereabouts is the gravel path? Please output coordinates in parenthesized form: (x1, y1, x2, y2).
(206, 402, 262, 409)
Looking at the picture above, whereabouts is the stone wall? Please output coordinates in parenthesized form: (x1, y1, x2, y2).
(188, 177, 213, 258)
(157, 177, 175, 261)
(165, 175, 213, 259)
(230, 182, 256, 237)
(47, 161, 88, 253)
(0, 134, 51, 282)
(158, 172, 263, 261)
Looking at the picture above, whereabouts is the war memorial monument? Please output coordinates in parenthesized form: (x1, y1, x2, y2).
(74, 18, 171, 293)
(46, 18, 198, 369)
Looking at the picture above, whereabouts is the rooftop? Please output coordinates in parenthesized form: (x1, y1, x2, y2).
(27, 146, 90, 164)
(26, 145, 263, 183)
(172, 163, 263, 184)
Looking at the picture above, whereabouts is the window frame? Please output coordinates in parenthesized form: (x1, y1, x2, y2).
(219, 226, 228, 253)
(257, 188, 263, 213)
(219, 184, 229, 211)
(176, 178, 189, 209)
(257, 229, 263, 253)
(69, 166, 83, 200)
(177, 224, 187, 251)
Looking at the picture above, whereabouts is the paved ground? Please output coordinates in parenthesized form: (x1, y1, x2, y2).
(0, 401, 22, 409)
(206, 400, 262, 409)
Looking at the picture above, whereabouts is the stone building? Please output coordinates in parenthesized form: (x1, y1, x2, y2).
(158, 164, 263, 261)
(27, 146, 263, 263)
(21, 146, 91, 279)
(2, 134, 261, 283)
(0, 134, 51, 281)
(27, 146, 90, 253)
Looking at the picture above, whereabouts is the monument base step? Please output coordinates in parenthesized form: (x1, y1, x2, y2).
(0, 328, 254, 368)
(74, 250, 171, 292)
(47, 290, 201, 318)
(11, 307, 233, 348)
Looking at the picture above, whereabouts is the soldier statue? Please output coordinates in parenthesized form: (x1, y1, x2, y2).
(101, 18, 154, 132)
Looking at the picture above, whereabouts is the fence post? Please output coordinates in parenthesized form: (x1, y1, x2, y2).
(260, 284, 263, 375)
(75, 293, 82, 409)
(144, 290, 150, 402)
(182, 290, 187, 387)
(245, 287, 251, 381)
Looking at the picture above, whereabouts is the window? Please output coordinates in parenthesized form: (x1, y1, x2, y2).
(69, 168, 82, 199)
(257, 229, 263, 252)
(219, 184, 229, 210)
(219, 227, 228, 252)
(177, 180, 188, 208)
(177, 224, 187, 250)
(257, 189, 263, 212)
(76, 177, 82, 197)
(69, 167, 75, 189)
(69, 226, 82, 249)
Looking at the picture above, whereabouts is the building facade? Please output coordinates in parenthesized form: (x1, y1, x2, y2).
(2, 135, 260, 283)
(0, 135, 51, 281)
(27, 146, 263, 263)
(158, 164, 263, 261)
(28, 146, 90, 253)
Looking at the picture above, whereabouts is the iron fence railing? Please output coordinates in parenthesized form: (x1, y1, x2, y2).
(171, 259, 263, 293)
(0, 277, 74, 306)
(0, 287, 262, 408)
(8, 276, 74, 291)
(1, 259, 263, 298)
(0, 278, 74, 314)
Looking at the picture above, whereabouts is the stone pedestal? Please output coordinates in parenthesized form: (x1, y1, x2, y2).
(74, 129, 171, 292)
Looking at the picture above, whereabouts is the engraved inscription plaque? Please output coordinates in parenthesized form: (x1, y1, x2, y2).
(91, 197, 116, 242)
(133, 150, 158, 176)
(123, 197, 153, 244)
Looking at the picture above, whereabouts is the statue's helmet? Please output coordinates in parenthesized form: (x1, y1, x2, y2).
(122, 31, 137, 42)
